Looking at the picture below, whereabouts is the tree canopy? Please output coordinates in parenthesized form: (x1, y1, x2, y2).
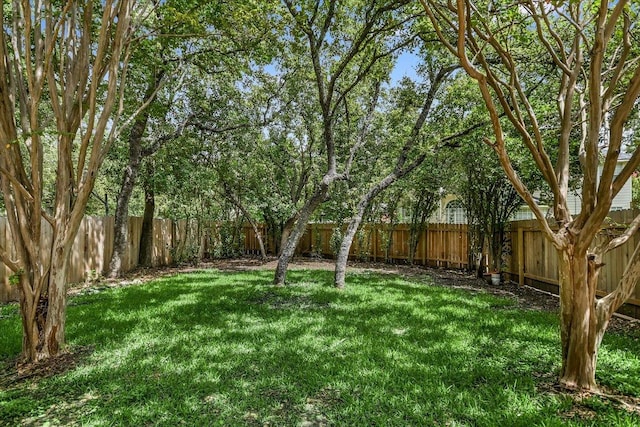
(2, 0, 640, 393)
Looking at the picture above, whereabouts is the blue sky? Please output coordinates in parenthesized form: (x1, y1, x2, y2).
(261, 50, 424, 86)
(390, 51, 422, 85)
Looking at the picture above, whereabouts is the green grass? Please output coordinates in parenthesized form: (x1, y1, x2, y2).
(2, 269, 640, 426)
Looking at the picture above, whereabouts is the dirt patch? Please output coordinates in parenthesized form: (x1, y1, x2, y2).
(536, 378, 640, 420)
(389, 264, 640, 335)
(248, 290, 331, 310)
(0, 346, 94, 388)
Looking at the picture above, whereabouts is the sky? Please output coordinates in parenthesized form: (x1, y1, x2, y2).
(389, 51, 423, 86)
(261, 49, 424, 87)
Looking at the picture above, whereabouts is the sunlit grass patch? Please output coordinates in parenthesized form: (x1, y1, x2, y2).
(1, 269, 640, 425)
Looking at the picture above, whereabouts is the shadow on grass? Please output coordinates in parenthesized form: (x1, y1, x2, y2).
(1, 269, 640, 426)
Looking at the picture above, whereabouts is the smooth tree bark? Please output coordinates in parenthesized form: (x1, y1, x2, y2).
(278, 216, 299, 256)
(334, 66, 455, 288)
(274, 0, 413, 285)
(421, 0, 640, 389)
(0, 1, 138, 362)
(274, 185, 331, 285)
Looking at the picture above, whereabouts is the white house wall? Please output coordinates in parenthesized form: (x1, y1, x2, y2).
(609, 162, 633, 211)
(432, 160, 633, 223)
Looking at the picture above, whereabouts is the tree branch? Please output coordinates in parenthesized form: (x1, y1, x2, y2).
(0, 243, 20, 273)
(596, 213, 640, 256)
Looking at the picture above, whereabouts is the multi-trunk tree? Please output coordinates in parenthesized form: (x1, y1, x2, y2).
(274, 0, 415, 285)
(457, 145, 523, 276)
(107, 0, 275, 276)
(421, 0, 640, 389)
(405, 155, 451, 265)
(0, 0, 138, 362)
(333, 63, 456, 288)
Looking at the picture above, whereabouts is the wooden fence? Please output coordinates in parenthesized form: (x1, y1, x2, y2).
(504, 209, 640, 318)
(4, 210, 639, 318)
(292, 223, 468, 268)
(0, 216, 173, 303)
(0, 218, 469, 303)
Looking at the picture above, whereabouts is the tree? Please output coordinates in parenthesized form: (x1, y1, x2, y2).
(274, 0, 415, 285)
(333, 64, 456, 288)
(107, 70, 191, 274)
(0, 1, 138, 362)
(456, 142, 523, 276)
(258, 70, 326, 256)
(107, 0, 274, 276)
(405, 155, 450, 265)
(185, 66, 299, 258)
(421, 0, 640, 389)
(106, 38, 177, 276)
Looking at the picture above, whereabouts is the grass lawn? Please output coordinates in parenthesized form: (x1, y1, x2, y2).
(2, 269, 640, 426)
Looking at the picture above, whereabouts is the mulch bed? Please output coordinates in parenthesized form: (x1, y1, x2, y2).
(410, 265, 640, 335)
(0, 346, 94, 389)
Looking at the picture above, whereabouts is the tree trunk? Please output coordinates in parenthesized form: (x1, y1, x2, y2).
(248, 220, 267, 260)
(334, 155, 432, 286)
(408, 194, 434, 265)
(0, 0, 135, 365)
(384, 207, 399, 263)
(139, 187, 156, 267)
(41, 250, 68, 358)
(107, 70, 163, 278)
(274, 186, 328, 286)
(279, 215, 298, 257)
(18, 237, 71, 362)
(490, 228, 503, 272)
(334, 181, 394, 288)
(108, 158, 141, 277)
(334, 212, 365, 289)
(558, 247, 600, 390)
(468, 224, 486, 278)
(223, 187, 267, 260)
(407, 228, 421, 265)
(197, 220, 207, 261)
(19, 277, 43, 362)
(262, 211, 281, 255)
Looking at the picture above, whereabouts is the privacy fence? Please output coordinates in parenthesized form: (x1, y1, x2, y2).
(504, 209, 640, 318)
(292, 223, 468, 268)
(0, 217, 468, 303)
(1, 212, 639, 319)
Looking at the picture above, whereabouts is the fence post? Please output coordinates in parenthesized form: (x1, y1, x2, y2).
(372, 227, 377, 262)
(518, 227, 524, 287)
(422, 227, 427, 266)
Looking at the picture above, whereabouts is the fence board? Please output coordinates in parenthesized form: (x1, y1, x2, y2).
(85, 216, 112, 277)
(287, 222, 469, 269)
(69, 219, 86, 283)
(507, 210, 640, 316)
(3, 210, 639, 318)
